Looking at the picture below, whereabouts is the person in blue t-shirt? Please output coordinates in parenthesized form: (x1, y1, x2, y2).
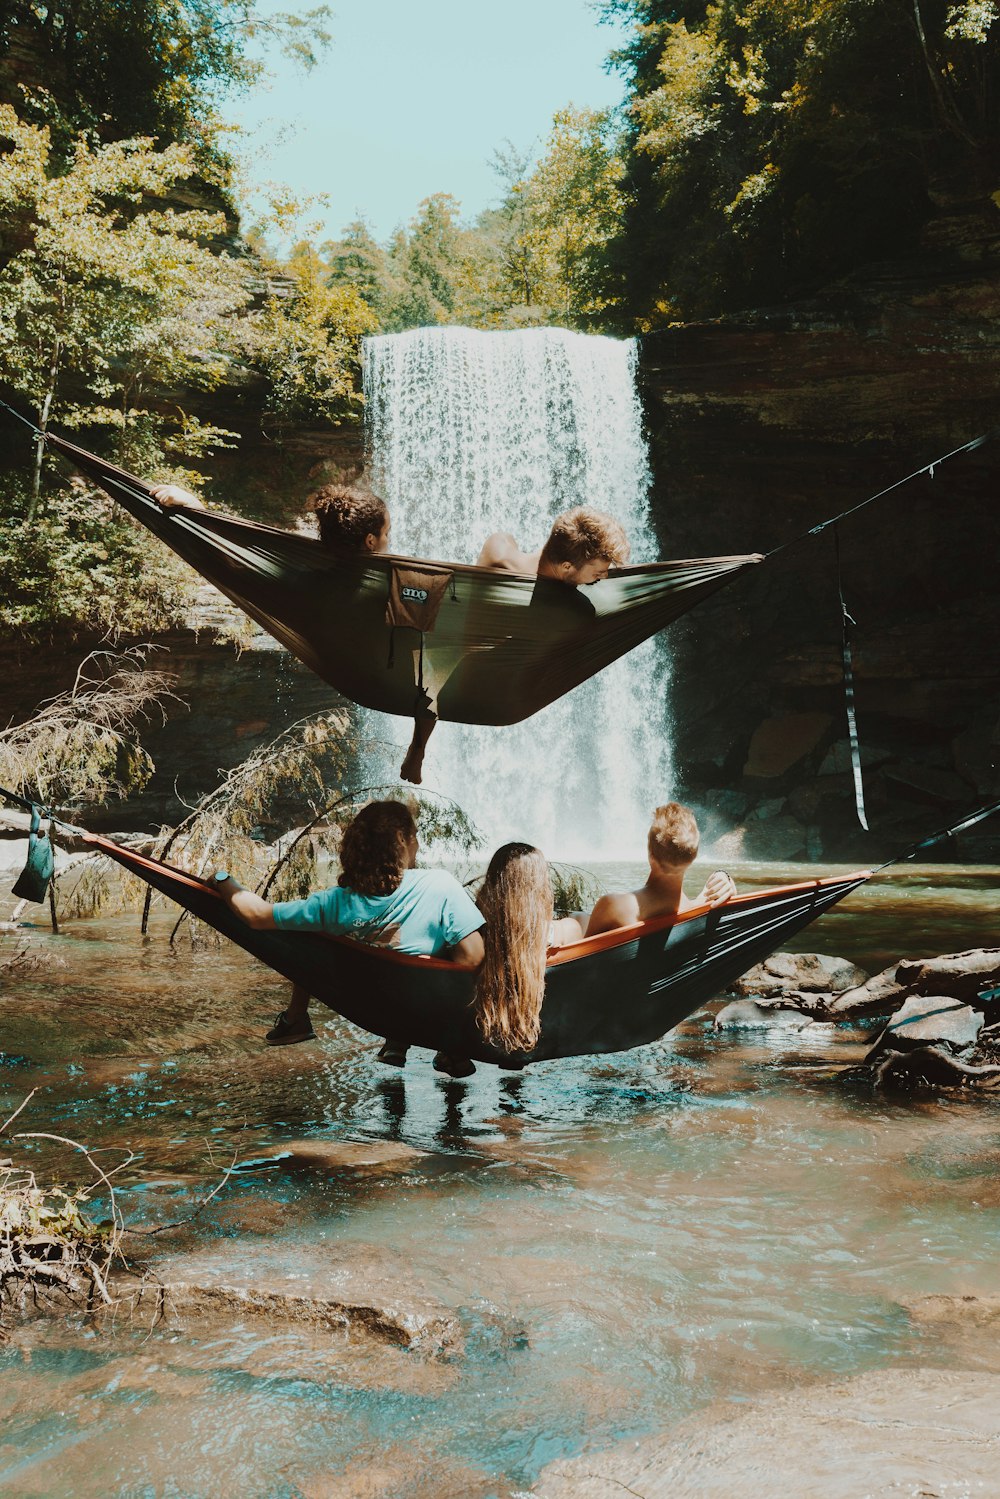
(212, 800, 484, 1057)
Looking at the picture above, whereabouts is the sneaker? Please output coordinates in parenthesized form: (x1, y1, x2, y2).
(432, 1051, 476, 1079)
(265, 1010, 316, 1046)
(377, 1041, 409, 1067)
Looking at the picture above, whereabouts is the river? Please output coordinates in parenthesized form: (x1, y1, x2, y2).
(1, 861, 998, 1495)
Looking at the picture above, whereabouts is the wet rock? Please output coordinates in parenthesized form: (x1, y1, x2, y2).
(730, 951, 868, 1001)
(713, 999, 809, 1031)
(870, 1045, 1000, 1091)
(104, 1273, 462, 1355)
(533, 1367, 1000, 1497)
(824, 963, 910, 1019)
(250, 1137, 427, 1174)
(896, 947, 1000, 1002)
(866, 994, 983, 1057)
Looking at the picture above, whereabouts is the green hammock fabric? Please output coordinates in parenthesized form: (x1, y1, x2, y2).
(44, 431, 759, 727)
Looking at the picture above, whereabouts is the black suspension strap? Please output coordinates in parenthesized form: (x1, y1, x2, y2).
(875, 797, 1000, 873)
(765, 430, 994, 562)
(834, 525, 868, 831)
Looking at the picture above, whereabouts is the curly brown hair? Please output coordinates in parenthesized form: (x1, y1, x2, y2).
(539, 507, 629, 569)
(309, 484, 388, 553)
(339, 801, 416, 896)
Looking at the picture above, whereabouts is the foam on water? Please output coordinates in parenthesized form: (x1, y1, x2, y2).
(363, 325, 671, 858)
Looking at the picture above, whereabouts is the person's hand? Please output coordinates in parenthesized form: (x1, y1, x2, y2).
(151, 483, 205, 511)
(699, 870, 736, 908)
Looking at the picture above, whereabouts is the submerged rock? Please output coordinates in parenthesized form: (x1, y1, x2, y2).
(103, 1273, 463, 1355)
(533, 1367, 1000, 1497)
(250, 1137, 428, 1174)
(713, 999, 809, 1031)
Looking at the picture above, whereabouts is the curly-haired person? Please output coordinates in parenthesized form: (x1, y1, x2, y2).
(150, 480, 392, 556)
(212, 800, 484, 1050)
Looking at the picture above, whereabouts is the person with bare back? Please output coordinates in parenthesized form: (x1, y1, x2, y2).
(585, 802, 736, 936)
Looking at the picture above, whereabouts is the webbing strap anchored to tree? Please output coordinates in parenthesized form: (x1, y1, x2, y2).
(835, 525, 869, 832)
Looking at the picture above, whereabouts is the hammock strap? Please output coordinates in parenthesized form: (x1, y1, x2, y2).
(766, 429, 994, 561)
(875, 798, 1000, 872)
(835, 525, 868, 832)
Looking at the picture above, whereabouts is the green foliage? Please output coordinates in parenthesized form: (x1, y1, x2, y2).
(321, 114, 627, 334)
(0, 469, 194, 636)
(0, 645, 177, 807)
(0, 1, 332, 145)
(603, 0, 1000, 322)
(239, 244, 376, 421)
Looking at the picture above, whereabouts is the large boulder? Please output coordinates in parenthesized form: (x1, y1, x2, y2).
(866, 994, 983, 1057)
(730, 951, 868, 1001)
(896, 948, 1000, 1001)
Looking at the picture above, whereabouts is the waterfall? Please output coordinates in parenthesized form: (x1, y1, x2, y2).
(363, 325, 671, 859)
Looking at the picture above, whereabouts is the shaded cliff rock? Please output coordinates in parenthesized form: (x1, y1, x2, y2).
(640, 192, 1000, 862)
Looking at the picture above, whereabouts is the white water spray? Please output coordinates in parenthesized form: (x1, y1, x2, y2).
(364, 325, 671, 858)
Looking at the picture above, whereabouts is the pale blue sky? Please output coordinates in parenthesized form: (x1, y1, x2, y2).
(225, 0, 629, 243)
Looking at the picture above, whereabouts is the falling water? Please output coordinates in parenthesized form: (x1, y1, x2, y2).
(363, 325, 671, 858)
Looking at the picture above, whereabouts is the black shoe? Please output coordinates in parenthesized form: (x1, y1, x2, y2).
(377, 1041, 409, 1067)
(265, 1010, 316, 1046)
(433, 1051, 476, 1078)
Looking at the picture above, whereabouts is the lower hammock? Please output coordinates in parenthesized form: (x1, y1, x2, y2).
(70, 828, 868, 1066)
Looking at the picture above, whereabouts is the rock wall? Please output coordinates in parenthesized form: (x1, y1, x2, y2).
(639, 193, 1000, 862)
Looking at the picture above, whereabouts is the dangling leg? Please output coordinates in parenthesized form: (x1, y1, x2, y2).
(399, 710, 436, 785)
(265, 983, 316, 1045)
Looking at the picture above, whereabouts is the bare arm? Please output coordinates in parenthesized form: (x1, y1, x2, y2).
(151, 483, 207, 511)
(215, 875, 278, 929)
(446, 929, 485, 969)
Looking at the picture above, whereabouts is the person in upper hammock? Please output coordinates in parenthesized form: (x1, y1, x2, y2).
(210, 799, 484, 1047)
(585, 801, 736, 936)
(151, 480, 392, 556)
(398, 507, 633, 785)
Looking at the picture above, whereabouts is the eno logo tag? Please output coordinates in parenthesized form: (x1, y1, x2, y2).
(401, 586, 429, 603)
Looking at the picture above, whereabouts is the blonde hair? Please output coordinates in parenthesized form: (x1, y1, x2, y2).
(648, 803, 700, 869)
(475, 843, 552, 1054)
(539, 507, 630, 570)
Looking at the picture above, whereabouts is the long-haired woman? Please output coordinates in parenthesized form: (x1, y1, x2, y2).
(473, 843, 583, 1056)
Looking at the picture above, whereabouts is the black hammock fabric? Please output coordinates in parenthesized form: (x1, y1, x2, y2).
(44, 431, 759, 727)
(81, 830, 868, 1066)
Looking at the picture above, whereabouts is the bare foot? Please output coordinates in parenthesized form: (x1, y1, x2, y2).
(399, 744, 424, 784)
(151, 484, 205, 511)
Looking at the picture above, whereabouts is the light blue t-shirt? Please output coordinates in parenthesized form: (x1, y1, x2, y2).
(271, 868, 484, 955)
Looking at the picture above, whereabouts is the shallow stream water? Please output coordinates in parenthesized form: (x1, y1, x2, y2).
(1, 862, 999, 1496)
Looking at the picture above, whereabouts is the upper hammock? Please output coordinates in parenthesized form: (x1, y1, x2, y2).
(53, 821, 869, 1065)
(39, 430, 758, 727)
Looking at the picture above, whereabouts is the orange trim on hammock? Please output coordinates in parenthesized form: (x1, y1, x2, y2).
(91, 830, 870, 975)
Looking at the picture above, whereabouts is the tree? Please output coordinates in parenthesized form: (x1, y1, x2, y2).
(0, 104, 250, 513)
(0, 1, 333, 145)
(603, 0, 1000, 323)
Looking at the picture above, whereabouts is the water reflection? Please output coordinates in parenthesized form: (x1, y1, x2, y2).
(1, 868, 1000, 1495)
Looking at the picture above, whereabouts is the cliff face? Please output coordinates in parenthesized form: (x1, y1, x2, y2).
(639, 195, 1000, 861)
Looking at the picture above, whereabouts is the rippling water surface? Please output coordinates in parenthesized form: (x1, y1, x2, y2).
(1, 864, 998, 1496)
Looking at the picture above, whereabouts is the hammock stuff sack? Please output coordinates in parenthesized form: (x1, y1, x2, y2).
(79, 828, 868, 1066)
(42, 431, 759, 727)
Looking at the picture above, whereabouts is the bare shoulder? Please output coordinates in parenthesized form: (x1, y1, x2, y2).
(477, 532, 521, 569)
(586, 891, 640, 937)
